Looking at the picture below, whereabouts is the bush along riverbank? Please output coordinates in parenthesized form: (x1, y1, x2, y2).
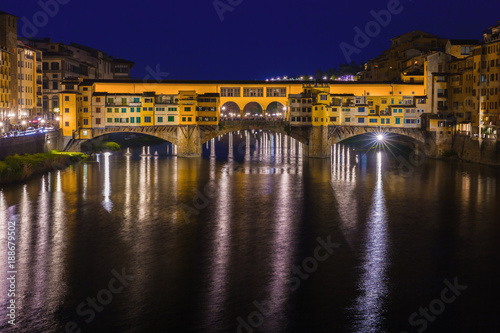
(0, 151, 87, 185)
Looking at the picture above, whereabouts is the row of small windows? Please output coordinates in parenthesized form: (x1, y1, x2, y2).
(42, 62, 60, 70)
(18, 73, 34, 81)
(221, 87, 287, 97)
(104, 116, 177, 124)
(17, 61, 33, 69)
(196, 117, 217, 122)
(291, 117, 312, 122)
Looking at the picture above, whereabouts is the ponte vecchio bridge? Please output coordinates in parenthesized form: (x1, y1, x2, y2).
(61, 80, 450, 157)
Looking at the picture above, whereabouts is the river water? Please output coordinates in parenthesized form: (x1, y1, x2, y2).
(1, 131, 499, 333)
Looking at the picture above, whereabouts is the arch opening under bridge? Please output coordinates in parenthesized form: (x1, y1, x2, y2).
(242, 102, 264, 118)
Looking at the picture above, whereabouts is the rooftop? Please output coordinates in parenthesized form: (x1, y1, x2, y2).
(449, 39, 480, 45)
(83, 79, 424, 86)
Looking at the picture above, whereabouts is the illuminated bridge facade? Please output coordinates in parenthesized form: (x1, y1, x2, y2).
(60, 79, 450, 157)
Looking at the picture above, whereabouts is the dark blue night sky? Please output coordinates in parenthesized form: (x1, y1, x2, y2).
(3, 0, 500, 80)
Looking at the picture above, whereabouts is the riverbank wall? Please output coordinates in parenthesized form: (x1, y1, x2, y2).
(453, 135, 500, 166)
(0, 130, 62, 160)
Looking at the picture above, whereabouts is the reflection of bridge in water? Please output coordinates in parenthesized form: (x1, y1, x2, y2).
(70, 119, 440, 158)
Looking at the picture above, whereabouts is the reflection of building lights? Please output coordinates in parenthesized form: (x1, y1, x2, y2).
(0, 122, 3, 127)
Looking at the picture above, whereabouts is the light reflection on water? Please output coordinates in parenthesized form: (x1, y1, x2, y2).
(352, 152, 389, 333)
(0, 132, 499, 332)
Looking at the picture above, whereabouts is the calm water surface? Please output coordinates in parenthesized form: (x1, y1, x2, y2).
(1, 131, 500, 333)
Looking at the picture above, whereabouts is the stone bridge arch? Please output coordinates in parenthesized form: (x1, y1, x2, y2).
(327, 126, 428, 146)
(85, 127, 179, 145)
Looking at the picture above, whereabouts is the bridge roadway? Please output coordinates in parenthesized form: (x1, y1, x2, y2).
(69, 120, 439, 158)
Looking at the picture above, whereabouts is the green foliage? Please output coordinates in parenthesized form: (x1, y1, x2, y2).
(0, 151, 87, 184)
(91, 141, 121, 153)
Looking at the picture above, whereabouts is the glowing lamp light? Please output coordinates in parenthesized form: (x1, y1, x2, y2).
(21, 120, 27, 125)
(376, 134, 385, 142)
(56, 117, 60, 121)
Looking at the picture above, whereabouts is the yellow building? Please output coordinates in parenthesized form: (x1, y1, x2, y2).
(60, 78, 80, 137)
(289, 82, 427, 128)
(0, 11, 17, 125)
(17, 40, 43, 121)
(0, 47, 11, 123)
(447, 22, 500, 137)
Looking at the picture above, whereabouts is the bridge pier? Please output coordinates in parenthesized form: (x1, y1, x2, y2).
(177, 126, 202, 157)
(303, 126, 331, 158)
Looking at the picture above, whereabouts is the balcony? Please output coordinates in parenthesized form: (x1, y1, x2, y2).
(438, 106, 448, 111)
(437, 93, 446, 98)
